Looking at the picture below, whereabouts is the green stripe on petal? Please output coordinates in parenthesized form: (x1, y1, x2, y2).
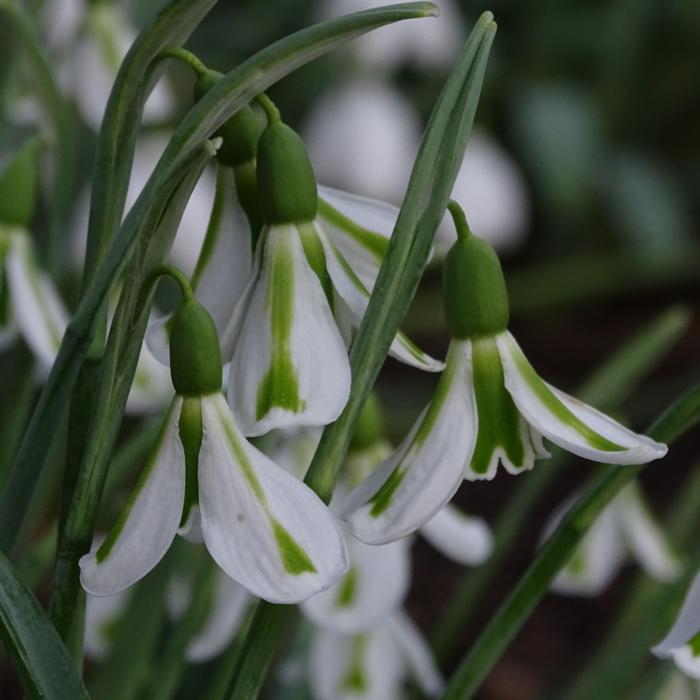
(341, 636, 369, 693)
(335, 566, 358, 608)
(178, 397, 202, 526)
(470, 336, 528, 476)
(507, 338, 625, 452)
(369, 466, 407, 517)
(318, 198, 389, 262)
(297, 222, 334, 306)
(271, 518, 317, 575)
(256, 232, 305, 420)
(690, 631, 700, 656)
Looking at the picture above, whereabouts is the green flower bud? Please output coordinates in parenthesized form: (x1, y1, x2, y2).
(256, 121, 318, 225)
(194, 70, 266, 168)
(169, 299, 222, 395)
(350, 393, 385, 451)
(0, 137, 41, 227)
(442, 202, 510, 339)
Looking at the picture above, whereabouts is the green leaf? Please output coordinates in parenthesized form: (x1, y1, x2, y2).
(430, 305, 692, 663)
(441, 383, 700, 700)
(0, 0, 438, 558)
(0, 550, 89, 700)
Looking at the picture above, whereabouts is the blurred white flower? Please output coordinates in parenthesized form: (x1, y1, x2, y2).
(84, 588, 129, 660)
(67, 3, 175, 130)
(547, 481, 680, 596)
(41, 0, 84, 52)
(302, 80, 422, 202)
(319, 0, 463, 72)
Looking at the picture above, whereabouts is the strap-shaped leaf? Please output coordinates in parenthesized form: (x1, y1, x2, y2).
(0, 1, 435, 554)
(0, 550, 89, 700)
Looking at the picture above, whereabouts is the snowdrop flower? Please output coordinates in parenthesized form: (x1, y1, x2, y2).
(67, 2, 174, 130)
(653, 570, 700, 679)
(319, 0, 463, 72)
(309, 612, 443, 700)
(341, 201, 667, 544)
(547, 481, 680, 596)
(80, 281, 347, 603)
(222, 102, 441, 436)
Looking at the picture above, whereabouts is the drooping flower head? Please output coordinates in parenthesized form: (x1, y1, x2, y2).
(80, 275, 348, 603)
(341, 201, 667, 544)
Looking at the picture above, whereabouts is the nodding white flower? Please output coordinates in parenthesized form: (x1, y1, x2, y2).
(309, 612, 443, 700)
(222, 113, 442, 437)
(546, 481, 680, 596)
(318, 0, 463, 72)
(80, 294, 348, 603)
(653, 571, 700, 679)
(340, 202, 667, 545)
(67, 3, 174, 130)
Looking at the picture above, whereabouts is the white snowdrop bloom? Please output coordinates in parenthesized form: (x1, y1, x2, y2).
(80, 295, 348, 604)
(340, 202, 667, 545)
(224, 116, 441, 437)
(67, 3, 174, 130)
(302, 80, 422, 203)
(435, 130, 530, 255)
(309, 612, 443, 700)
(547, 481, 680, 596)
(653, 571, 700, 680)
(319, 0, 463, 72)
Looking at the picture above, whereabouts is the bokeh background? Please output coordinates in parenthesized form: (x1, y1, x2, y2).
(1, 0, 699, 698)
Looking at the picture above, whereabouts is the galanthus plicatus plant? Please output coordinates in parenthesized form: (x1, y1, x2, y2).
(0, 3, 698, 700)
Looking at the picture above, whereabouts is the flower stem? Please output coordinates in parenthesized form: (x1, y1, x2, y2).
(255, 93, 281, 123)
(158, 46, 208, 77)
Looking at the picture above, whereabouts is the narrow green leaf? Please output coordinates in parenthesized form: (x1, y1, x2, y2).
(442, 383, 700, 700)
(0, 0, 437, 557)
(0, 550, 89, 700)
(430, 305, 692, 662)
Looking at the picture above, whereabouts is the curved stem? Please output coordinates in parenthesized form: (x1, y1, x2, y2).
(157, 46, 208, 77)
(447, 199, 471, 240)
(254, 93, 280, 123)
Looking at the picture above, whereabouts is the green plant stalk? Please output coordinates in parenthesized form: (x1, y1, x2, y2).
(224, 16, 496, 700)
(88, 559, 173, 700)
(49, 147, 213, 644)
(0, 0, 77, 273)
(442, 383, 700, 700)
(0, 550, 89, 700)
(0, 0, 437, 558)
(556, 462, 700, 700)
(430, 306, 691, 661)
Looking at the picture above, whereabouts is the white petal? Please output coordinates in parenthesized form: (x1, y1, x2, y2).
(144, 312, 171, 366)
(193, 168, 253, 340)
(177, 504, 204, 544)
(389, 611, 444, 697)
(549, 497, 625, 597)
(318, 185, 395, 291)
(6, 232, 68, 374)
(671, 645, 700, 681)
(497, 331, 667, 465)
(79, 399, 185, 596)
(341, 341, 476, 544)
(227, 224, 350, 436)
(309, 625, 404, 700)
(301, 528, 410, 634)
(186, 573, 252, 662)
(84, 590, 130, 660)
(125, 343, 173, 414)
(617, 481, 681, 582)
(419, 505, 493, 566)
(654, 571, 700, 657)
(319, 229, 443, 373)
(198, 395, 348, 604)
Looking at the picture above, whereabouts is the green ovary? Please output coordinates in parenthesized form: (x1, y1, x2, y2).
(256, 231, 305, 420)
(470, 336, 527, 475)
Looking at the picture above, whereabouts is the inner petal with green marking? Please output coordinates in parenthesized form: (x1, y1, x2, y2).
(470, 336, 532, 477)
(256, 229, 305, 421)
(340, 635, 369, 693)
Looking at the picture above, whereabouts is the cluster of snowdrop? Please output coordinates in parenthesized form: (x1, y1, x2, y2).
(1, 1, 687, 695)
